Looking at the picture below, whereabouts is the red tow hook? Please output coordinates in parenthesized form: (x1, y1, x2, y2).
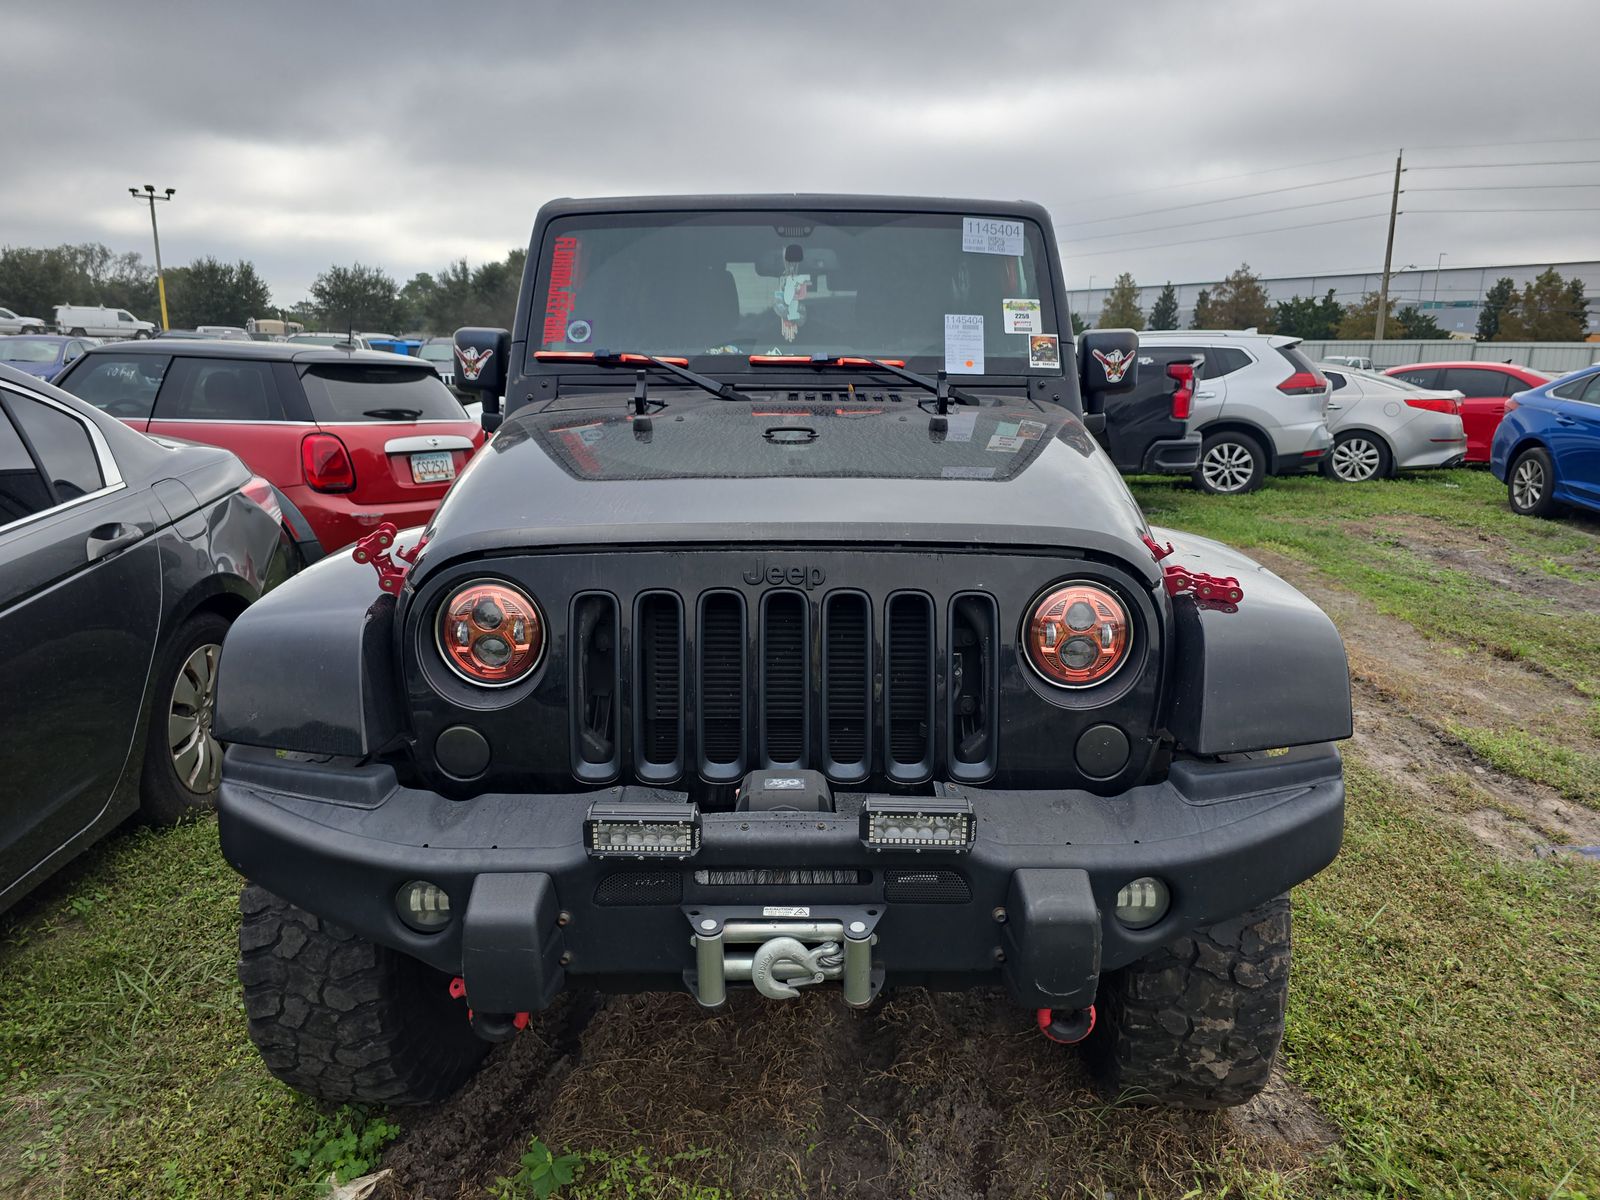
(1037, 1005, 1096, 1044)
(448, 975, 530, 1032)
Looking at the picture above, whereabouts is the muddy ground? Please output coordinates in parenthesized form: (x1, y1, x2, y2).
(374, 533, 1599, 1200)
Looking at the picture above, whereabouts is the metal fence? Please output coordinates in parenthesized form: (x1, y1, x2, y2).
(1300, 339, 1600, 374)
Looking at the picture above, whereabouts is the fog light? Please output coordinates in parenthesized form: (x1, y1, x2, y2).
(396, 880, 452, 933)
(584, 798, 701, 859)
(861, 798, 975, 852)
(1114, 876, 1170, 929)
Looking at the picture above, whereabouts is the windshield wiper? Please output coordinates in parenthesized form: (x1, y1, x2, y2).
(362, 407, 424, 420)
(747, 353, 982, 410)
(534, 350, 749, 402)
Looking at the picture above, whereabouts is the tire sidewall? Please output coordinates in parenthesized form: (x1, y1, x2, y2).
(1326, 431, 1392, 483)
(1193, 432, 1266, 495)
(1508, 447, 1558, 517)
(139, 610, 233, 824)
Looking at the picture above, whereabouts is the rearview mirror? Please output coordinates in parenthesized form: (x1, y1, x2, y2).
(452, 326, 510, 433)
(1078, 328, 1140, 398)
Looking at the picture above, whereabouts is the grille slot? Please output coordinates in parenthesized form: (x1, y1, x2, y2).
(948, 592, 999, 782)
(698, 592, 747, 779)
(694, 867, 869, 886)
(885, 592, 935, 781)
(761, 592, 807, 766)
(570, 593, 619, 782)
(634, 593, 683, 781)
(822, 592, 871, 781)
(595, 871, 682, 906)
(884, 869, 971, 904)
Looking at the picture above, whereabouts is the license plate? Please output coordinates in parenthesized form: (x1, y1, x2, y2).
(410, 450, 455, 484)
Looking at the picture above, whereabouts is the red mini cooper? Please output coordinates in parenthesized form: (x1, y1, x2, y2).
(56, 340, 484, 558)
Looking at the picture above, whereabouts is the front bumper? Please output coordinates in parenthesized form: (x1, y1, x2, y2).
(218, 744, 1344, 1013)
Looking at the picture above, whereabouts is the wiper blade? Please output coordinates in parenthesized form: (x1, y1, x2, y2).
(747, 353, 982, 408)
(535, 350, 748, 402)
(362, 407, 424, 419)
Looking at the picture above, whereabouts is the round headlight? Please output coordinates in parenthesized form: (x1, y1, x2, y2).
(1025, 582, 1131, 688)
(1114, 876, 1170, 929)
(396, 879, 452, 932)
(436, 579, 544, 686)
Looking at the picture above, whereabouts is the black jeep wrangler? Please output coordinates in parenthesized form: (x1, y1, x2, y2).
(215, 195, 1351, 1110)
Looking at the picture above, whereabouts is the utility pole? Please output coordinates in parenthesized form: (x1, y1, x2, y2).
(1432, 252, 1447, 305)
(1374, 151, 1403, 342)
(129, 184, 175, 330)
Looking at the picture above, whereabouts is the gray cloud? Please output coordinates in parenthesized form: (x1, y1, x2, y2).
(3, 0, 1597, 306)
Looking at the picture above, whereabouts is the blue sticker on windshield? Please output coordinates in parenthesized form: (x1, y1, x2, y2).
(566, 318, 592, 344)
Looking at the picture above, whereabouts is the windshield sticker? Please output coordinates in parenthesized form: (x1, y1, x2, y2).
(566, 318, 592, 344)
(942, 465, 997, 479)
(963, 217, 1025, 256)
(1003, 298, 1042, 335)
(773, 273, 811, 342)
(542, 236, 581, 344)
(1016, 419, 1047, 439)
(1028, 334, 1061, 369)
(943, 410, 977, 442)
(944, 313, 985, 374)
(1092, 346, 1135, 383)
(705, 344, 741, 355)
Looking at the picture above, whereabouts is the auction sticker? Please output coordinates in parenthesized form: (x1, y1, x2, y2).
(1028, 334, 1061, 369)
(963, 217, 1025, 256)
(944, 313, 985, 374)
(1002, 297, 1041, 334)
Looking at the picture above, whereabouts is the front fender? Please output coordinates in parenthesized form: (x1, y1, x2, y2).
(1153, 527, 1352, 755)
(214, 536, 404, 756)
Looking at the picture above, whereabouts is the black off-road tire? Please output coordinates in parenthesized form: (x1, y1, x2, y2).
(238, 883, 490, 1104)
(1082, 895, 1290, 1109)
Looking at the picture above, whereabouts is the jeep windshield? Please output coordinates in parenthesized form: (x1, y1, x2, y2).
(527, 210, 1062, 377)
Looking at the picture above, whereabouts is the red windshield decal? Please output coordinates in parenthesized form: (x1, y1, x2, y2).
(542, 236, 581, 344)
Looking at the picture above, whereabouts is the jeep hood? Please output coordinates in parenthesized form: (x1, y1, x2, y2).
(414, 396, 1160, 586)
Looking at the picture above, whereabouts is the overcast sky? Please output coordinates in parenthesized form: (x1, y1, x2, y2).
(4, 0, 1597, 308)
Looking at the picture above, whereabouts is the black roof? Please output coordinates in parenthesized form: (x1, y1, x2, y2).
(535, 193, 1051, 221)
(80, 340, 427, 368)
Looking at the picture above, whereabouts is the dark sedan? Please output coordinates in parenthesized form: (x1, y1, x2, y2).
(0, 363, 299, 913)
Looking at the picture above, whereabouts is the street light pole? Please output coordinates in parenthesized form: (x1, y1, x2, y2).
(129, 184, 175, 330)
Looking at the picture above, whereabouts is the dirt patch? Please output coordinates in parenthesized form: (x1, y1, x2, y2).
(1228, 1069, 1339, 1158)
(1373, 513, 1600, 616)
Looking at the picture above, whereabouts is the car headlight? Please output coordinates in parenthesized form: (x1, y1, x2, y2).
(1024, 582, 1131, 688)
(436, 579, 544, 686)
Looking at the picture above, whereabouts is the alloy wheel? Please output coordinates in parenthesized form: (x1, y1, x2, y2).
(1201, 442, 1255, 492)
(169, 643, 223, 794)
(1512, 457, 1545, 510)
(1331, 437, 1382, 482)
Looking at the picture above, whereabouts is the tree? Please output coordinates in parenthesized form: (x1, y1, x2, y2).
(1394, 306, 1446, 339)
(163, 257, 272, 328)
(308, 262, 403, 332)
(1476, 277, 1516, 341)
(1189, 289, 1212, 329)
(1097, 272, 1144, 330)
(1205, 263, 1274, 331)
(1272, 289, 1344, 340)
(1495, 268, 1591, 341)
(1070, 311, 1088, 336)
(1336, 291, 1410, 339)
(0, 242, 156, 322)
(1148, 282, 1179, 330)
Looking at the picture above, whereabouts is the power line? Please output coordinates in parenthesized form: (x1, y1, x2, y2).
(1404, 206, 1600, 214)
(1065, 191, 1392, 244)
(1059, 150, 1386, 208)
(1409, 158, 1600, 170)
(1408, 135, 1600, 152)
(1068, 212, 1388, 259)
(1408, 182, 1600, 192)
(1056, 171, 1392, 229)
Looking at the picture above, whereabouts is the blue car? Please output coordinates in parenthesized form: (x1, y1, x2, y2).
(0, 334, 93, 383)
(1490, 363, 1600, 518)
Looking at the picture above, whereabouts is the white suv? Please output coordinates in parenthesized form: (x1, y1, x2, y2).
(1138, 330, 1333, 494)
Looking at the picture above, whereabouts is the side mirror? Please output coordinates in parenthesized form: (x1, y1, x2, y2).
(1078, 328, 1140, 400)
(452, 326, 510, 433)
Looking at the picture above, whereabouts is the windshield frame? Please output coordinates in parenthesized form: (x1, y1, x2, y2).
(517, 199, 1070, 384)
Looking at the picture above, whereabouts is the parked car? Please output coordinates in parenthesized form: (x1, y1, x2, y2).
(0, 335, 94, 383)
(53, 303, 157, 339)
(1323, 355, 1374, 370)
(0, 306, 48, 335)
(1490, 364, 1600, 518)
(54, 341, 485, 557)
(195, 325, 254, 341)
(1317, 364, 1467, 481)
(286, 332, 371, 350)
(0, 364, 299, 912)
(1383, 361, 1553, 464)
(1136, 331, 1332, 494)
(418, 336, 459, 389)
(155, 329, 228, 340)
(213, 193, 1352, 1113)
(1087, 345, 1202, 475)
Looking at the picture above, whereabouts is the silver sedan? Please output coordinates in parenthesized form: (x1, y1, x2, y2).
(1319, 365, 1468, 482)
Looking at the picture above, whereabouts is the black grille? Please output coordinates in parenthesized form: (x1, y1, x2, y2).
(595, 871, 682, 906)
(823, 593, 870, 777)
(699, 593, 746, 773)
(762, 593, 807, 765)
(694, 867, 869, 886)
(636, 594, 682, 774)
(886, 593, 935, 779)
(884, 869, 971, 904)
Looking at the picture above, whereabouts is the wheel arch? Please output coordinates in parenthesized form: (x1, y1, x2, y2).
(1329, 425, 1397, 459)
(1195, 419, 1273, 453)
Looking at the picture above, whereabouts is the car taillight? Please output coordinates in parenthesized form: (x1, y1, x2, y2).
(1503, 397, 1519, 413)
(237, 475, 283, 523)
(1024, 582, 1131, 689)
(1277, 371, 1326, 396)
(1166, 361, 1195, 421)
(436, 579, 544, 686)
(1405, 397, 1459, 416)
(301, 433, 355, 492)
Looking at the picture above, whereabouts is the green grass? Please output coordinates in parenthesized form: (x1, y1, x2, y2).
(1446, 725, 1600, 810)
(1131, 469, 1600, 694)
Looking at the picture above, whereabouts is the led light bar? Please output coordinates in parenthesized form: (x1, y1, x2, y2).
(860, 798, 975, 852)
(584, 798, 701, 859)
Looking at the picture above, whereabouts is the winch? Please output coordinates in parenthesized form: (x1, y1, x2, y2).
(685, 909, 883, 1007)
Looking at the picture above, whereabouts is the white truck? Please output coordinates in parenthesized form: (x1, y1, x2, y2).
(53, 304, 156, 338)
(0, 306, 48, 335)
